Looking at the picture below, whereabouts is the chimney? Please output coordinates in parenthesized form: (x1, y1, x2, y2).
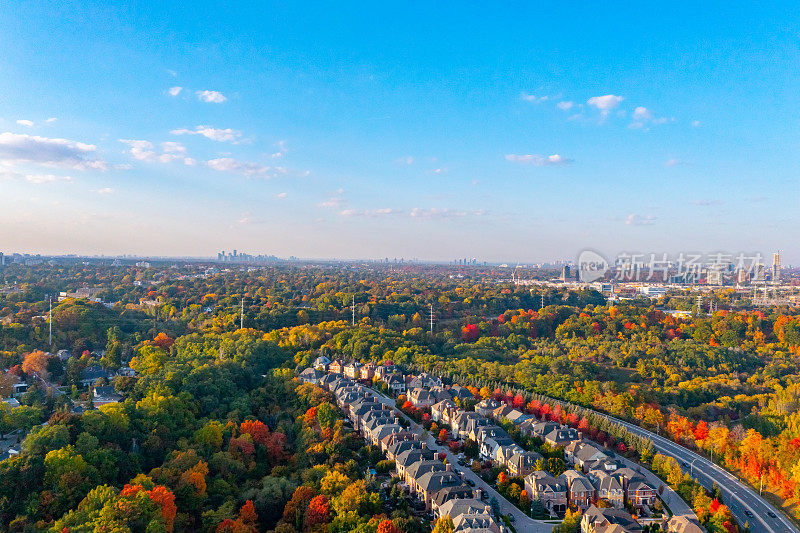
(475, 489, 483, 501)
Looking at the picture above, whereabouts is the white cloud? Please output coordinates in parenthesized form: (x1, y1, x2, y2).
(120, 139, 194, 165)
(120, 139, 156, 161)
(25, 173, 73, 184)
(521, 92, 548, 103)
(397, 156, 414, 165)
(587, 94, 623, 116)
(505, 153, 572, 166)
(556, 101, 574, 111)
(633, 107, 652, 120)
(664, 158, 681, 167)
(206, 157, 272, 176)
(45, 117, 57, 123)
(318, 197, 343, 208)
(0, 132, 106, 170)
(0, 169, 72, 183)
(340, 207, 402, 218)
(276, 192, 288, 198)
(161, 141, 186, 154)
(630, 108, 674, 129)
(410, 207, 484, 219)
(170, 125, 242, 143)
(271, 140, 288, 158)
(168, 86, 183, 96)
(196, 90, 227, 103)
(97, 187, 114, 194)
(336, 207, 484, 219)
(691, 199, 721, 206)
(16, 119, 34, 127)
(692, 120, 701, 127)
(625, 213, 656, 226)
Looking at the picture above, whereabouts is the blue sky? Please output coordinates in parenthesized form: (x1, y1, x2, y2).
(0, 2, 797, 262)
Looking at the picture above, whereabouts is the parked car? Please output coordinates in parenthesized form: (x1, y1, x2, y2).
(767, 511, 777, 518)
(508, 513, 515, 523)
(466, 478, 475, 487)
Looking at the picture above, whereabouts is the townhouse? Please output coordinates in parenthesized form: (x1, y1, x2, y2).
(560, 469, 595, 511)
(667, 516, 704, 533)
(434, 499, 499, 533)
(343, 361, 362, 379)
(587, 471, 625, 508)
(298, 367, 323, 384)
(524, 470, 568, 516)
(408, 372, 442, 390)
(415, 470, 469, 510)
(580, 505, 643, 533)
(431, 399, 458, 424)
(475, 398, 501, 417)
(381, 431, 416, 454)
(544, 427, 581, 448)
(387, 439, 423, 461)
(448, 385, 475, 404)
(406, 460, 447, 491)
(311, 365, 496, 529)
(359, 362, 377, 381)
(408, 387, 437, 409)
(313, 355, 330, 370)
(396, 447, 437, 482)
(384, 374, 407, 395)
(507, 450, 543, 478)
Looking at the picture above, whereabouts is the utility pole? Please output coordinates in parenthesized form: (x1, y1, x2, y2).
(48, 298, 52, 347)
(541, 293, 545, 310)
(240, 298, 244, 330)
(429, 303, 434, 334)
(352, 295, 355, 326)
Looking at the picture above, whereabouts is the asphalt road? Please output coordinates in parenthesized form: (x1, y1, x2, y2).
(610, 417, 798, 533)
(369, 388, 555, 533)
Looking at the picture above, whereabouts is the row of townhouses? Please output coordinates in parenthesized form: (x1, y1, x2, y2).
(307, 365, 502, 533)
(304, 362, 701, 533)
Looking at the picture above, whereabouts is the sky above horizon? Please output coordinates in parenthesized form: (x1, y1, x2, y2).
(0, 2, 798, 263)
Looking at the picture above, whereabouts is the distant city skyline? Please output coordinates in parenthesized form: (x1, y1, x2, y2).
(0, 2, 797, 262)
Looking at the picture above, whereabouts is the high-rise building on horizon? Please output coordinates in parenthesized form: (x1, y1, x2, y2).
(772, 252, 781, 282)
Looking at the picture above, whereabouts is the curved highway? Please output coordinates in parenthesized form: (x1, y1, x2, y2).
(612, 417, 798, 533)
(442, 375, 798, 533)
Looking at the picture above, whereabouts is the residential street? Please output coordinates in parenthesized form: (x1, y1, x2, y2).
(370, 387, 556, 533)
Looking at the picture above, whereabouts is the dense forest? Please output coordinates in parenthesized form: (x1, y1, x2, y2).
(0, 260, 798, 530)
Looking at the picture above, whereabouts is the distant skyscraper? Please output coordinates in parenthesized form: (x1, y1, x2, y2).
(560, 264, 571, 281)
(737, 268, 748, 285)
(772, 252, 781, 282)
